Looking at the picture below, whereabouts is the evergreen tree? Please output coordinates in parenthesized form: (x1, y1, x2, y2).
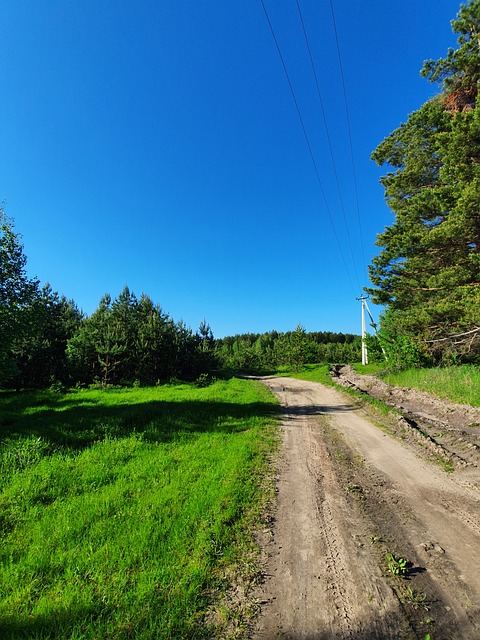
(367, 1, 480, 363)
(67, 288, 217, 385)
(134, 294, 177, 383)
(0, 207, 39, 385)
(10, 285, 83, 388)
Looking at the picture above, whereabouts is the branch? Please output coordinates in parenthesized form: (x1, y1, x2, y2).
(424, 327, 480, 343)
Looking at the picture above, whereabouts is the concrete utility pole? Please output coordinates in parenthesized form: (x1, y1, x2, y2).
(357, 295, 369, 366)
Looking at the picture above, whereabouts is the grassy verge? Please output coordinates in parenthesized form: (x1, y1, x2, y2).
(381, 365, 480, 407)
(0, 378, 279, 639)
(351, 363, 387, 376)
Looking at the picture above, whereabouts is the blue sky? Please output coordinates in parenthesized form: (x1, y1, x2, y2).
(1, 1, 459, 337)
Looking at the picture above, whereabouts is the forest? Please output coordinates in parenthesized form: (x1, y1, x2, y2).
(0, 211, 216, 389)
(216, 329, 361, 372)
(0, 208, 361, 389)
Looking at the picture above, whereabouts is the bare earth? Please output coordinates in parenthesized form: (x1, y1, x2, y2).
(249, 374, 480, 640)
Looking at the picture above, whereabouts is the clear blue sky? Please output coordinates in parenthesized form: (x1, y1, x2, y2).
(1, 1, 459, 338)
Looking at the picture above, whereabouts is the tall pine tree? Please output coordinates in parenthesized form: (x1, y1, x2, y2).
(367, 0, 480, 363)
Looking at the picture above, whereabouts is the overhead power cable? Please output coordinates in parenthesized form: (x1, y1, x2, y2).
(295, 0, 361, 293)
(329, 0, 367, 283)
(259, 0, 357, 296)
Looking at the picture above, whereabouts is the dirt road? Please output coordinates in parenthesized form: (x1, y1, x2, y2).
(250, 377, 480, 640)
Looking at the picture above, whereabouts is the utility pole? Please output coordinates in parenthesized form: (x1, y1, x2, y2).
(357, 295, 369, 366)
(356, 295, 384, 365)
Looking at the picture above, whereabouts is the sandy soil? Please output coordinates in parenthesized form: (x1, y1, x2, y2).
(249, 375, 480, 640)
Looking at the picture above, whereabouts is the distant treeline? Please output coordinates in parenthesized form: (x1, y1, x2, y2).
(215, 327, 361, 372)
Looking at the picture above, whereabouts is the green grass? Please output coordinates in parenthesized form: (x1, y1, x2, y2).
(351, 363, 387, 376)
(381, 365, 480, 407)
(275, 363, 335, 385)
(0, 379, 279, 639)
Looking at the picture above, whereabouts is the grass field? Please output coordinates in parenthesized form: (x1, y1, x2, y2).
(0, 379, 278, 639)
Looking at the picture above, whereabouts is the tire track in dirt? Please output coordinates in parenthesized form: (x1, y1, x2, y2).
(250, 377, 480, 640)
(252, 382, 406, 639)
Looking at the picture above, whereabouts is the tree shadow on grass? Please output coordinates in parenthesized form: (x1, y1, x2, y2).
(0, 603, 114, 640)
(0, 606, 207, 640)
(1, 605, 211, 640)
(0, 393, 279, 451)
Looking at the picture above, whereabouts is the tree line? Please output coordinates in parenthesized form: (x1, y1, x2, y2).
(367, 0, 480, 367)
(0, 207, 216, 389)
(1, 208, 361, 389)
(215, 327, 361, 372)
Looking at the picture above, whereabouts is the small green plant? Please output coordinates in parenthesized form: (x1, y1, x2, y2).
(344, 483, 363, 495)
(402, 585, 429, 610)
(386, 552, 408, 576)
(370, 534, 383, 544)
(194, 372, 211, 387)
(436, 455, 455, 473)
(420, 617, 434, 634)
(49, 377, 65, 393)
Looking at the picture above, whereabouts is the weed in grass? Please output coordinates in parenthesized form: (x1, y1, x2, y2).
(0, 436, 51, 482)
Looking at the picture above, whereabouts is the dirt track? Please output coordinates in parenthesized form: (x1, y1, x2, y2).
(250, 376, 480, 640)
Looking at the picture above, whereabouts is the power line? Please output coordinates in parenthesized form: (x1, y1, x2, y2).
(295, 0, 361, 293)
(329, 0, 367, 283)
(259, 0, 357, 296)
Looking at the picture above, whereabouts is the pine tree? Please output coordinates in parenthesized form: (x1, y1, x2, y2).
(0, 207, 39, 385)
(367, 1, 480, 363)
